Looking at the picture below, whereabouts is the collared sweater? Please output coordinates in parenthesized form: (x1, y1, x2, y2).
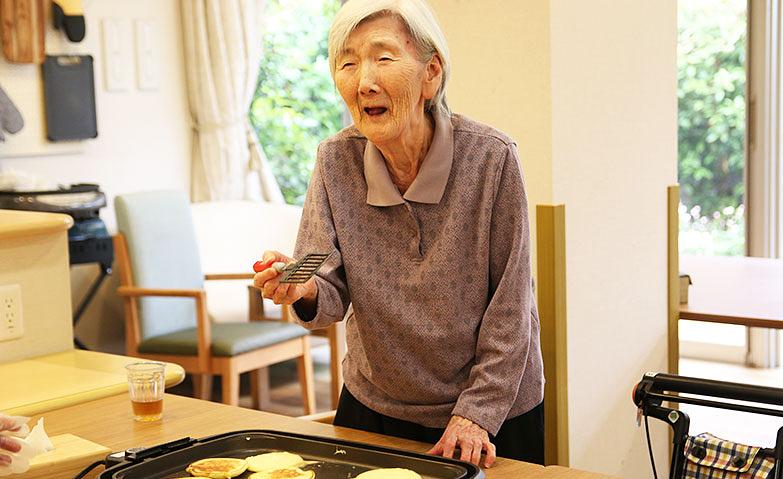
(290, 112, 544, 436)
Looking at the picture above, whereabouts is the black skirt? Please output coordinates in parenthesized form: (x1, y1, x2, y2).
(333, 386, 545, 465)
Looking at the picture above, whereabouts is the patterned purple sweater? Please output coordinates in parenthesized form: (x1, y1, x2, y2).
(290, 112, 544, 436)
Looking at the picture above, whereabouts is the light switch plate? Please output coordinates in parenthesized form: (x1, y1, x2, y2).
(135, 19, 159, 91)
(0, 284, 23, 341)
(101, 18, 132, 92)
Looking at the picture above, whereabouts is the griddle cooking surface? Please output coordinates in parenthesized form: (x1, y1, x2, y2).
(103, 430, 483, 479)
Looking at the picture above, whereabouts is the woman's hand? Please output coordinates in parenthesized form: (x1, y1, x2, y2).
(0, 416, 22, 466)
(253, 250, 318, 305)
(428, 415, 496, 468)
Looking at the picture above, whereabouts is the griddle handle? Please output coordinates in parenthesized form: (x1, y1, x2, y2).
(125, 437, 195, 461)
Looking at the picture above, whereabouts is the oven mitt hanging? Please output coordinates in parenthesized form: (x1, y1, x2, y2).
(52, 0, 85, 43)
(0, 85, 24, 142)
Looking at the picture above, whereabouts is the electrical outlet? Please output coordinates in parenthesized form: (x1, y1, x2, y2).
(0, 284, 23, 341)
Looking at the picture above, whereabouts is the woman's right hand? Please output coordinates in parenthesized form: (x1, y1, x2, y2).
(253, 250, 318, 306)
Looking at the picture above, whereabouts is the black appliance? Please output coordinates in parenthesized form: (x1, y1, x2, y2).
(97, 430, 484, 479)
(0, 183, 113, 349)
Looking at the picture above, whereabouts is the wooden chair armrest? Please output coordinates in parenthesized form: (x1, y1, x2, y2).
(117, 286, 204, 298)
(297, 410, 336, 424)
(246, 286, 294, 323)
(116, 286, 212, 371)
(205, 273, 256, 281)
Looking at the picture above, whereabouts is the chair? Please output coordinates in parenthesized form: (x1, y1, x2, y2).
(247, 294, 346, 410)
(189, 199, 346, 410)
(113, 190, 315, 414)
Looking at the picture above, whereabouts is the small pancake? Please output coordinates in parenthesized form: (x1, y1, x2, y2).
(185, 457, 248, 478)
(245, 452, 305, 472)
(355, 468, 422, 479)
(248, 467, 315, 479)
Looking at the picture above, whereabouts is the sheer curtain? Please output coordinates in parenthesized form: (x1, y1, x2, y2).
(181, 0, 284, 203)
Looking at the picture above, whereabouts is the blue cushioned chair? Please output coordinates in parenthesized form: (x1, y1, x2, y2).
(113, 190, 315, 413)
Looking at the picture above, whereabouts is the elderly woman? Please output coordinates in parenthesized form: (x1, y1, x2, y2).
(255, 0, 544, 468)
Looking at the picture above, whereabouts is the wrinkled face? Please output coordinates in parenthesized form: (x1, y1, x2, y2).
(334, 15, 441, 147)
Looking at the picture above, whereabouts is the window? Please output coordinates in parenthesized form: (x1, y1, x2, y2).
(678, 0, 749, 362)
(679, 1, 782, 367)
(678, 0, 747, 257)
(250, 0, 343, 205)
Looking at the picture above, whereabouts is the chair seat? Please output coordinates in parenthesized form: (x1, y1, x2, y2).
(138, 321, 309, 357)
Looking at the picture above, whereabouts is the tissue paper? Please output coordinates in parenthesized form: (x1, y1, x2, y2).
(0, 418, 55, 476)
(0, 417, 30, 438)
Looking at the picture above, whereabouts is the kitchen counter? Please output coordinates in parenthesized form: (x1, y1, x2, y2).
(0, 349, 185, 416)
(35, 393, 617, 478)
(0, 209, 73, 240)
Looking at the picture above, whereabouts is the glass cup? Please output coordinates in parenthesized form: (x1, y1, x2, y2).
(125, 362, 165, 422)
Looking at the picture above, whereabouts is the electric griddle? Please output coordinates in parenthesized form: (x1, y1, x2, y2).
(98, 430, 485, 479)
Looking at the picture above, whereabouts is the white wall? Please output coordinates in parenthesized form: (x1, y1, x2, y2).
(0, 0, 191, 352)
(550, 0, 677, 475)
(432, 0, 677, 475)
(0, 0, 191, 224)
(428, 0, 552, 260)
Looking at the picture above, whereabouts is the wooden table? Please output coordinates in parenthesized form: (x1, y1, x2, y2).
(0, 349, 185, 416)
(35, 393, 614, 479)
(679, 255, 783, 329)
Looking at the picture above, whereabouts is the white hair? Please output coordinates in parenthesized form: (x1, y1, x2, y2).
(328, 0, 451, 114)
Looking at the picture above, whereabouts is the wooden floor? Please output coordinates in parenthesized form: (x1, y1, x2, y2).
(679, 358, 783, 447)
(168, 336, 335, 416)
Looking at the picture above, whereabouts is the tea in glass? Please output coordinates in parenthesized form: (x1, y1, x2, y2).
(125, 362, 165, 421)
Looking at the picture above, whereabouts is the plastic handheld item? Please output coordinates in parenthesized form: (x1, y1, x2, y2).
(252, 259, 274, 273)
(252, 258, 292, 273)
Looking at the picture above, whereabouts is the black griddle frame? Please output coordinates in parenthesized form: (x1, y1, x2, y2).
(98, 429, 485, 479)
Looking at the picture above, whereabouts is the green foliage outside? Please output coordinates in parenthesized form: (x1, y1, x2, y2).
(678, 0, 746, 256)
(679, 203, 745, 256)
(250, 0, 343, 205)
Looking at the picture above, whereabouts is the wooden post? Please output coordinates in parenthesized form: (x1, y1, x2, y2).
(668, 185, 680, 375)
(536, 204, 569, 466)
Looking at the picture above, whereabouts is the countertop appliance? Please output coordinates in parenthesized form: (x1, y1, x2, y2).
(98, 430, 484, 479)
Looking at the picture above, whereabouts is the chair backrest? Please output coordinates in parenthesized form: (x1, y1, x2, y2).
(115, 190, 204, 340)
(190, 200, 302, 323)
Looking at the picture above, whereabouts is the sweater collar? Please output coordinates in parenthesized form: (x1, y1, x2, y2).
(364, 110, 453, 206)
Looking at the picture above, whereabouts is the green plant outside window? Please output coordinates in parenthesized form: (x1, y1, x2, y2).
(678, 0, 746, 256)
(251, 0, 343, 206)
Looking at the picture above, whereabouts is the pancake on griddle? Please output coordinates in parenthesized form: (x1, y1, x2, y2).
(185, 457, 248, 478)
(245, 452, 305, 472)
(355, 468, 422, 479)
(248, 467, 315, 479)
